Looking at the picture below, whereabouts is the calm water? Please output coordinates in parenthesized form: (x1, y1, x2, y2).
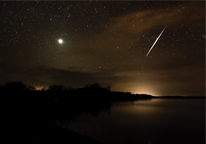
(56, 99, 205, 144)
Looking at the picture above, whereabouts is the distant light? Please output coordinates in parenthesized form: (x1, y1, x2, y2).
(58, 39, 63, 44)
(35, 86, 44, 91)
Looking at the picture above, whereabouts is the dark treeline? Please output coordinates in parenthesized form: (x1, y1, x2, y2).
(0, 81, 153, 101)
(1, 82, 203, 143)
(0, 81, 152, 143)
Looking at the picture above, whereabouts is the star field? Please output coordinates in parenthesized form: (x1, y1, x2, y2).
(0, 1, 205, 96)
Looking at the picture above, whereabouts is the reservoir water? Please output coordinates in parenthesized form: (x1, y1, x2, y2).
(56, 99, 205, 144)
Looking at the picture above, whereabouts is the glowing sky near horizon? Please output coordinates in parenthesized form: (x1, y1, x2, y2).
(0, 1, 205, 96)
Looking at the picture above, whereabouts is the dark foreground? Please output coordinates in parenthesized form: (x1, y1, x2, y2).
(0, 88, 153, 144)
(0, 88, 204, 143)
(1, 92, 106, 144)
(2, 121, 102, 144)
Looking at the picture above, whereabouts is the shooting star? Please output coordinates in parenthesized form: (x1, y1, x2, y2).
(146, 27, 167, 57)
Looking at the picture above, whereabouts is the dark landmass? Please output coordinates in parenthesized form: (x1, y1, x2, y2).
(0, 82, 204, 143)
(0, 82, 152, 143)
(153, 96, 205, 99)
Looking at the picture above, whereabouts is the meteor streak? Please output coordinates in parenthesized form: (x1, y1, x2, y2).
(146, 27, 167, 57)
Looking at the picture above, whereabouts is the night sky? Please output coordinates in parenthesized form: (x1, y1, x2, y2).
(0, 1, 205, 96)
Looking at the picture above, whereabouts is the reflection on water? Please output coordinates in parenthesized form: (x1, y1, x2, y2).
(56, 99, 205, 144)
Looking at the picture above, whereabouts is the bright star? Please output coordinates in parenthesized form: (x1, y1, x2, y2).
(58, 39, 63, 44)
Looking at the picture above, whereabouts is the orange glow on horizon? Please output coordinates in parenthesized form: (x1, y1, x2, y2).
(130, 85, 160, 96)
(35, 86, 45, 91)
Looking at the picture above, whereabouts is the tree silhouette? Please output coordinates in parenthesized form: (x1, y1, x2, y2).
(85, 83, 101, 89)
(105, 85, 111, 91)
(48, 85, 65, 91)
(3, 82, 27, 91)
(27, 85, 36, 90)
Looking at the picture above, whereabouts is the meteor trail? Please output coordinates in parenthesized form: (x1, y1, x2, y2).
(146, 27, 167, 57)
